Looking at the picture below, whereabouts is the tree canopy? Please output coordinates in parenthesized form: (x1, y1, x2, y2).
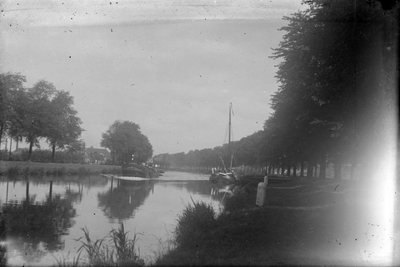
(0, 73, 83, 162)
(264, 0, 397, 179)
(154, 130, 265, 169)
(101, 120, 153, 165)
(153, 0, 398, 181)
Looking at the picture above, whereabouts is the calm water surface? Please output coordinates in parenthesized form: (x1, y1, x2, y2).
(0, 171, 234, 266)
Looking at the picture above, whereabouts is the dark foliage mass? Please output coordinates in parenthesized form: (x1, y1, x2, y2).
(0, 148, 85, 164)
(174, 200, 217, 249)
(266, 0, 397, 180)
(0, 74, 84, 162)
(155, 0, 398, 180)
(101, 120, 153, 165)
(154, 130, 265, 169)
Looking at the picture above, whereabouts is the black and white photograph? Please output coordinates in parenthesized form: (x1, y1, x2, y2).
(0, 0, 398, 266)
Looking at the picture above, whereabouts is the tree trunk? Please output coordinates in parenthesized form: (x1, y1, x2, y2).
(9, 138, 12, 160)
(300, 162, 304, 177)
(293, 163, 297, 177)
(307, 163, 312, 178)
(0, 123, 4, 150)
(28, 139, 34, 161)
(334, 156, 342, 180)
(51, 143, 56, 163)
(319, 150, 326, 179)
(268, 164, 272, 175)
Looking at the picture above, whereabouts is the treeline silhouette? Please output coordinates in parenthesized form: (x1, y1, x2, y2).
(155, 0, 397, 180)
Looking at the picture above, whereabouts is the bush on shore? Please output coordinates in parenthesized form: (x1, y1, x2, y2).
(0, 149, 85, 164)
(222, 185, 253, 213)
(174, 199, 217, 249)
(2, 164, 120, 177)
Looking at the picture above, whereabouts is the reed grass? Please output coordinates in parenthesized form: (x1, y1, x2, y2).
(73, 224, 144, 267)
(53, 252, 81, 267)
(148, 226, 176, 265)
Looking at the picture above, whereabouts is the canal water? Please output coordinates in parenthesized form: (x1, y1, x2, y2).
(0, 171, 234, 266)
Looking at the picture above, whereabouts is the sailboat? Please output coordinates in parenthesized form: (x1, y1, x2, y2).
(209, 103, 237, 184)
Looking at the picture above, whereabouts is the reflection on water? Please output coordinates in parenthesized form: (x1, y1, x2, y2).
(97, 178, 154, 221)
(0, 172, 233, 266)
(210, 183, 236, 202)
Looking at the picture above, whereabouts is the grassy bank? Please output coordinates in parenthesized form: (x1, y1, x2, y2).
(155, 177, 396, 266)
(0, 160, 121, 176)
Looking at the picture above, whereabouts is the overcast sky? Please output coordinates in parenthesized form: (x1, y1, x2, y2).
(1, 0, 304, 155)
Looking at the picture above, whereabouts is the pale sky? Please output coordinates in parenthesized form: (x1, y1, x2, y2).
(1, 0, 304, 155)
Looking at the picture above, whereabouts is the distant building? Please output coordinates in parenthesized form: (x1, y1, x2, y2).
(85, 147, 111, 164)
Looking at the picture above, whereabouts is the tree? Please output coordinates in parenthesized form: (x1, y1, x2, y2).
(11, 80, 57, 160)
(266, 0, 397, 179)
(65, 139, 86, 154)
(46, 90, 83, 162)
(101, 120, 153, 165)
(233, 131, 265, 167)
(0, 72, 26, 149)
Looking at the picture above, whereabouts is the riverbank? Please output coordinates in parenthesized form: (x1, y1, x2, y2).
(0, 160, 121, 176)
(155, 177, 397, 266)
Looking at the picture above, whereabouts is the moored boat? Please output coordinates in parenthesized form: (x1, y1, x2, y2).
(209, 103, 237, 184)
(209, 169, 236, 184)
(122, 163, 160, 178)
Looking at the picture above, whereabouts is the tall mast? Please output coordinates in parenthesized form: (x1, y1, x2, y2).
(228, 102, 232, 154)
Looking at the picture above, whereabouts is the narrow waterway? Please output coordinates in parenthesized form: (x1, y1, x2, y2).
(0, 171, 234, 266)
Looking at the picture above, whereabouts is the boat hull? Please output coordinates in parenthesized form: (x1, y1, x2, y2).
(122, 164, 161, 178)
(102, 174, 152, 181)
(209, 172, 236, 184)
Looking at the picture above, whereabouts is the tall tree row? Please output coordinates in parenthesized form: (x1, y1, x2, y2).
(154, 0, 398, 180)
(154, 131, 265, 169)
(264, 0, 398, 179)
(0, 72, 83, 161)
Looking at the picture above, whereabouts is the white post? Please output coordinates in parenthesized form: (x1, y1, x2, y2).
(256, 175, 268, 207)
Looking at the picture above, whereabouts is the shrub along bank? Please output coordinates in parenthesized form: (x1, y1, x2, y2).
(0, 149, 86, 163)
(0, 160, 121, 176)
(154, 178, 395, 266)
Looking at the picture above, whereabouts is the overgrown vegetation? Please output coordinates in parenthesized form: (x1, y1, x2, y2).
(174, 198, 217, 249)
(55, 224, 144, 267)
(155, 178, 393, 266)
(1, 164, 120, 177)
(53, 253, 81, 267)
(0, 149, 85, 163)
(222, 185, 253, 213)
